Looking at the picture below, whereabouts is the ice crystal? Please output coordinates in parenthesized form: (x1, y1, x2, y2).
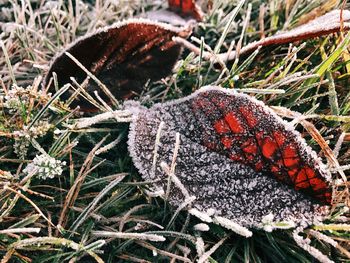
(213, 216, 253, 237)
(309, 230, 338, 248)
(176, 244, 191, 256)
(12, 120, 52, 159)
(1, 84, 53, 159)
(2, 84, 48, 112)
(188, 208, 213, 223)
(195, 237, 205, 257)
(92, 231, 166, 242)
(194, 223, 210, 232)
(127, 86, 330, 230)
(260, 213, 296, 232)
(261, 213, 275, 232)
(13, 138, 30, 160)
(293, 229, 334, 263)
(23, 154, 66, 180)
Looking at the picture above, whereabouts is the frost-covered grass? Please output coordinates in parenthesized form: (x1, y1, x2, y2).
(0, 0, 350, 262)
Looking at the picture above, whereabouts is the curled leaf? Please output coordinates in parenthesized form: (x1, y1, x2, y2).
(126, 86, 332, 228)
(45, 19, 191, 109)
(227, 9, 350, 60)
(180, 9, 350, 62)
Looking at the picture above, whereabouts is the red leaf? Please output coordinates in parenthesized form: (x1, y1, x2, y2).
(168, 0, 203, 21)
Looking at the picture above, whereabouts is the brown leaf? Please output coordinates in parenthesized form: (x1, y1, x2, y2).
(45, 19, 191, 110)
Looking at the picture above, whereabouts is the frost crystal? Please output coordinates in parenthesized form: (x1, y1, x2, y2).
(13, 138, 31, 160)
(214, 216, 253, 237)
(2, 84, 48, 112)
(13, 121, 52, 159)
(23, 154, 66, 180)
(260, 213, 296, 232)
(194, 223, 210, 232)
(188, 208, 213, 223)
(195, 237, 205, 257)
(293, 230, 334, 263)
(127, 86, 330, 230)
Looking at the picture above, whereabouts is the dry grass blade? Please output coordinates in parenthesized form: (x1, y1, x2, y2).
(64, 52, 119, 108)
(135, 240, 192, 263)
(91, 231, 166, 242)
(3, 186, 55, 227)
(69, 173, 126, 233)
(57, 136, 108, 231)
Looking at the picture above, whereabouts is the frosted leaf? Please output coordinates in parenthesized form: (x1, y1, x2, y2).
(272, 10, 350, 41)
(127, 86, 331, 229)
(220, 9, 350, 62)
(45, 19, 191, 109)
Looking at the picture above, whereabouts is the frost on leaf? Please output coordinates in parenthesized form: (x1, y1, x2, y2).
(45, 19, 191, 109)
(272, 10, 350, 42)
(221, 9, 350, 62)
(127, 86, 331, 229)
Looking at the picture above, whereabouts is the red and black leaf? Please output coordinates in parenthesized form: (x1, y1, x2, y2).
(187, 89, 332, 204)
(127, 86, 332, 228)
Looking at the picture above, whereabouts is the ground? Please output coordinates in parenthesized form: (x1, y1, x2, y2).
(0, 0, 350, 262)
